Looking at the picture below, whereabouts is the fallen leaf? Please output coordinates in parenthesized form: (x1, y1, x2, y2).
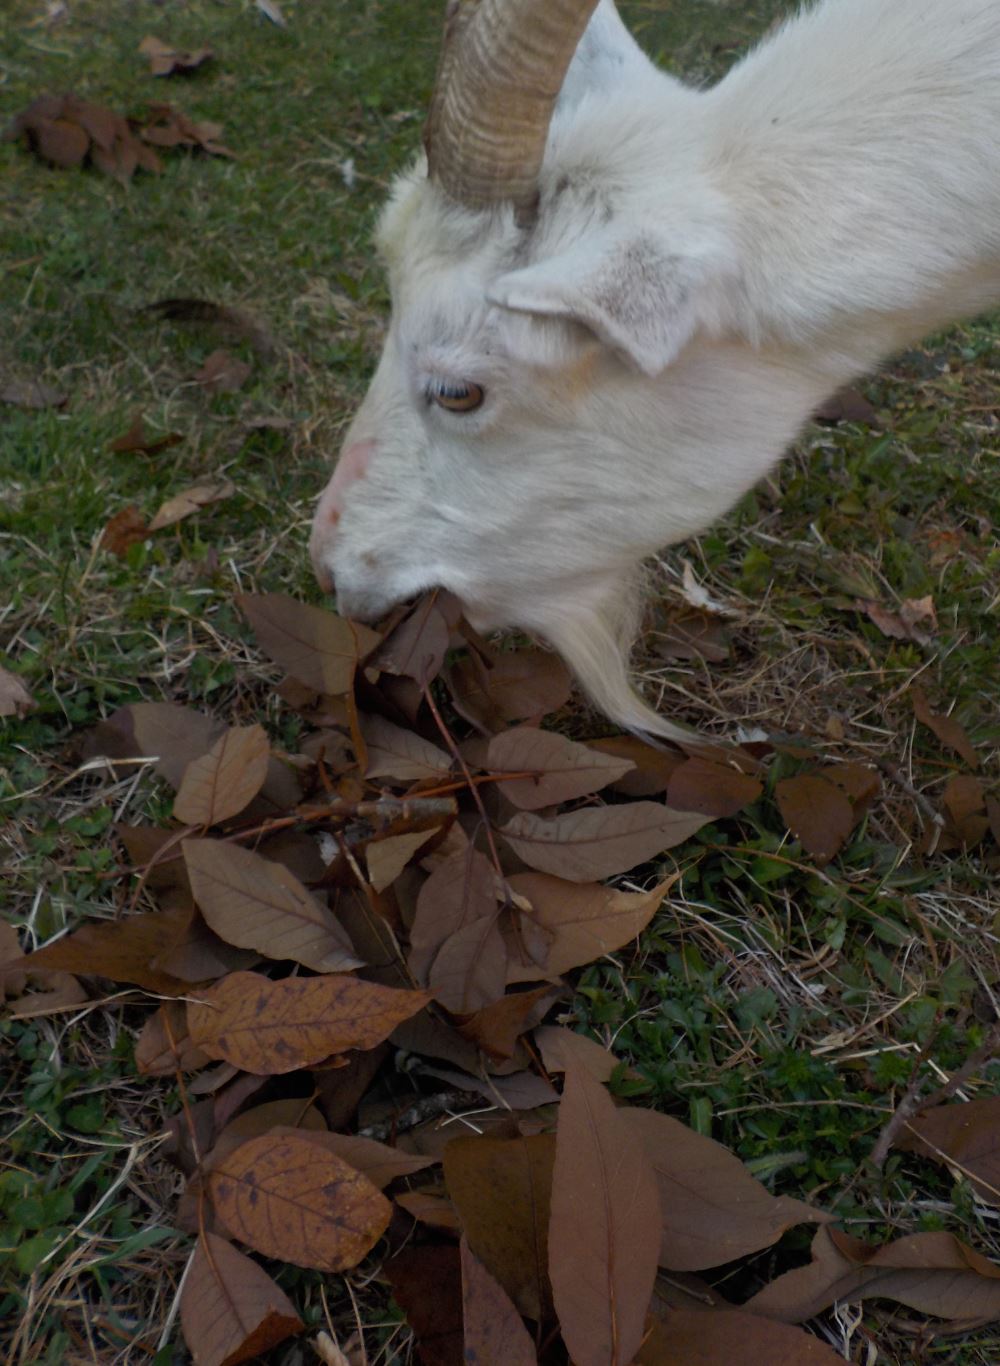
(457, 984, 558, 1060)
(860, 597, 937, 646)
(139, 35, 215, 77)
(144, 297, 275, 358)
(0, 374, 67, 409)
(446, 647, 572, 733)
(268, 1127, 436, 1190)
(813, 386, 880, 426)
(775, 773, 855, 864)
(207, 1133, 391, 1272)
(138, 101, 234, 158)
(86, 700, 224, 789)
(461, 1236, 538, 1366)
(443, 1133, 556, 1321)
(148, 479, 235, 532)
(256, 0, 287, 26)
(362, 713, 452, 782)
(173, 724, 269, 825)
(183, 839, 364, 973)
(654, 610, 732, 665)
(204, 1098, 328, 1173)
(395, 1188, 463, 1233)
(587, 736, 684, 797)
(108, 413, 183, 454)
(895, 1098, 1000, 1205)
(941, 774, 989, 847)
(187, 970, 430, 1073)
(637, 1308, 844, 1364)
(549, 1060, 660, 1366)
(237, 592, 380, 696)
(4, 93, 162, 178)
(366, 827, 440, 892)
(12, 906, 193, 995)
(429, 911, 507, 1015)
(499, 803, 707, 881)
(135, 1001, 212, 1075)
(620, 1107, 830, 1270)
(0, 664, 36, 719)
(746, 1225, 1000, 1325)
(383, 1246, 464, 1366)
(666, 756, 761, 819)
(180, 1232, 303, 1366)
(408, 846, 499, 985)
(100, 505, 149, 556)
(370, 591, 460, 686)
(487, 726, 634, 810)
(506, 874, 673, 981)
(911, 687, 979, 769)
(194, 350, 252, 394)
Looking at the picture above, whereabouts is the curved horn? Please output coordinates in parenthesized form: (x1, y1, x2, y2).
(424, 0, 601, 220)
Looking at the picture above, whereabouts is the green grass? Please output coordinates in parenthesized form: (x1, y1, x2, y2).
(2, 1, 999, 1362)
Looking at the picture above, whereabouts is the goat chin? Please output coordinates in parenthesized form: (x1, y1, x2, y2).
(534, 581, 696, 748)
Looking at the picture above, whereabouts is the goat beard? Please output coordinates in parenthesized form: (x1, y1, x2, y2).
(537, 573, 696, 747)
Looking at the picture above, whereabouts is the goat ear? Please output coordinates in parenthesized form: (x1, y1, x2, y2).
(488, 230, 716, 376)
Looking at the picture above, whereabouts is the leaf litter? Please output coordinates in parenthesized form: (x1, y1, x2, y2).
(9, 587, 997, 1365)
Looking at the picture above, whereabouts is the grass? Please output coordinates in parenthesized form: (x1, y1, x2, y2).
(1, 0, 998, 1362)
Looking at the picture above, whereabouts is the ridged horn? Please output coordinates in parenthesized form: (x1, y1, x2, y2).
(424, 0, 601, 220)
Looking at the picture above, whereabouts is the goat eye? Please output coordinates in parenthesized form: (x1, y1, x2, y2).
(430, 381, 484, 413)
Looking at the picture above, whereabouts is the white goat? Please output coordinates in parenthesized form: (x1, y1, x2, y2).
(309, 0, 1000, 740)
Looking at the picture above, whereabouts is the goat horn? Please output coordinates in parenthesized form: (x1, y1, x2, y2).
(424, 0, 601, 221)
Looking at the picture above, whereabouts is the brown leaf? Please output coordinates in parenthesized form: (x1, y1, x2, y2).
(143, 297, 276, 358)
(620, 1107, 830, 1271)
(860, 596, 937, 646)
(108, 412, 183, 454)
(183, 839, 363, 973)
(895, 1098, 1000, 1205)
(370, 591, 460, 686)
(549, 1061, 660, 1366)
(446, 647, 572, 733)
(180, 1232, 303, 1366)
(499, 804, 707, 881)
(135, 1001, 212, 1075)
(139, 35, 215, 77)
(86, 700, 223, 789)
(534, 1025, 621, 1083)
(457, 985, 558, 1060)
(443, 1133, 556, 1322)
(173, 724, 269, 825)
(487, 726, 634, 810)
(383, 1246, 464, 1366)
(429, 911, 507, 1015)
(207, 1133, 391, 1272)
(746, 1225, 1000, 1325)
(268, 1127, 436, 1190)
(813, 385, 880, 426)
(238, 592, 380, 696)
(194, 349, 251, 393)
(12, 907, 193, 995)
(637, 1308, 844, 1365)
(395, 1188, 463, 1233)
(461, 1236, 538, 1366)
(666, 757, 762, 819)
(138, 101, 235, 158)
(204, 1098, 328, 1173)
(409, 847, 499, 985)
(36, 115, 90, 166)
(100, 505, 149, 556)
(0, 663, 36, 719)
(587, 736, 684, 797)
(148, 479, 235, 532)
(0, 374, 67, 409)
(187, 970, 430, 1073)
(941, 773, 989, 847)
(506, 874, 674, 982)
(911, 687, 979, 769)
(365, 827, 440, 892)
(654, 610, 732, 665)
(819, 761, 880, 815)
(362, 713, 452, 782)
(775, 774, 855, 864)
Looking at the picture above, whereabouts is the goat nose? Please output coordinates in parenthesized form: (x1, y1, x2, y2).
(310, 439, 376, 592)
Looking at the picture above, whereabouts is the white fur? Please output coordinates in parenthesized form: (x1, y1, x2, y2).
(311, 0, 1000, 740)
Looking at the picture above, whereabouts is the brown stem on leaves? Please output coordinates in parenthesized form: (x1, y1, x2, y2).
(869, 1021, 1000, 1169)
(356, 1089, 475, 1143)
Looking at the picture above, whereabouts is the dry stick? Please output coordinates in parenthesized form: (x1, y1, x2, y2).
(356, 1089, 475, 1142)
(875, 757, 945, 829)
(869, 1020, 1000, 1169)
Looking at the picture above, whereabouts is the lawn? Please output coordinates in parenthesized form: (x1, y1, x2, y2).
(1, 1, 999, 1363)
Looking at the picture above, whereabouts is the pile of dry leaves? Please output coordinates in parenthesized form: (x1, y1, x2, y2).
(4, 590, 999, 1365)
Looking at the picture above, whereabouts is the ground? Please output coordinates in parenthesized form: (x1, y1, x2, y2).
(1, 1, 999, 1363)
